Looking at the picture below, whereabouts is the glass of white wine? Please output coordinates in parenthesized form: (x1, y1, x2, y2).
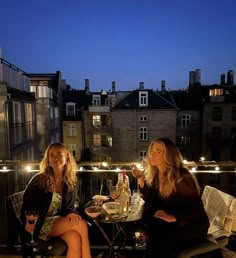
(24, 210, 39, 246)
(109, 185, 122, 219)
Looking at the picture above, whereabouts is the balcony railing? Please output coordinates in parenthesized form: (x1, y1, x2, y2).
(0, 58, 30, 91)
(1, 160, 236, 247)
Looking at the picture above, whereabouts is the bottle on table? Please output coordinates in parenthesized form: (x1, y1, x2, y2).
(117, 170, 131, 216)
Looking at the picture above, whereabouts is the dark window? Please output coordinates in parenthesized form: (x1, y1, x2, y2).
(232, 107, 236, 121)
(212, 107, 222, 121)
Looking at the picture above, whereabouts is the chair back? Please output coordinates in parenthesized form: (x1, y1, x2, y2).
(202, 185, 236, 239)
(7, 190, 25, 224)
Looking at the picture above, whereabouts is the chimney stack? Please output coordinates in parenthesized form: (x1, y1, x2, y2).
(220, 74, 225, 85)
(85, 79, 90, 94)
(112, 81, 116, 93)
(161, 80, 166, 91)
(189, 69, 201, 86)
(189, 71, 195, 86)
(139, 82, 144, 90)
(227, 70, 234, 85)
(194, 69, 201, 84)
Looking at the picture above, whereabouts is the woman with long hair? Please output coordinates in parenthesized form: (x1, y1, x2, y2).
(132, 138, 209, 258)
(21, 143, 91, 258)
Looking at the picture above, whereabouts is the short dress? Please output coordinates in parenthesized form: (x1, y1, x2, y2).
(39, 192, 61, 240)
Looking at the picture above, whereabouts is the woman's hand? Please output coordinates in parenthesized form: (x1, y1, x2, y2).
(154, 210, 177, 222)
(66, 213, 81, 226)
(131, 164, 144, 179)
(25, 223, 35, 234)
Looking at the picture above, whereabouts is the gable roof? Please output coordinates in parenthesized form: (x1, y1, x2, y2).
(113, 89, 176, 110)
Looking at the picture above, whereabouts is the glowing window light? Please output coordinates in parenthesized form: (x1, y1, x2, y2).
(200, 157, 205, 162)
(3, 166, 7, 170)
(215, 166, 220, 171)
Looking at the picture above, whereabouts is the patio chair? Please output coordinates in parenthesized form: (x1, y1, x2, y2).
(7, 191, 67, 258)
(178, 185, 236, 258)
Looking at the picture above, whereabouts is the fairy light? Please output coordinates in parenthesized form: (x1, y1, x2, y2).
(25, 166, 32, 172)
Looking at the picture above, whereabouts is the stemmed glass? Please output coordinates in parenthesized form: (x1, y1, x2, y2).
(132, 162, 145, 190)
(24, 210, 39, 246)
(109, 185, 121, 219)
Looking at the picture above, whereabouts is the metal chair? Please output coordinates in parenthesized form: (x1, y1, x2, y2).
(7, 191, 67, 258)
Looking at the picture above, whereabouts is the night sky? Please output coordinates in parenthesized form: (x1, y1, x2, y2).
(1, 0, 235, 91)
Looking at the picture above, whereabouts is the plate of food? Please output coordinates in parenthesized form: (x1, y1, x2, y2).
(92, 195, 110, 202)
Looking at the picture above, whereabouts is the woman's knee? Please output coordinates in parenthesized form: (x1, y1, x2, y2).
(77, 219, 89, 232)
(61, 230, 81, 247)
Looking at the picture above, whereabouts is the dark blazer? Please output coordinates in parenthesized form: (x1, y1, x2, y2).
(20, 173, 77, 240)
(140, 168, 209, 246)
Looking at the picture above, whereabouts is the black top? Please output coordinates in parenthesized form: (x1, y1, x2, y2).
(140, 168, 209, 232)
(20, 173, 77, 239)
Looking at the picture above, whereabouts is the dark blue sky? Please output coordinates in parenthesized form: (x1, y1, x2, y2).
(1, 0, 235, 91)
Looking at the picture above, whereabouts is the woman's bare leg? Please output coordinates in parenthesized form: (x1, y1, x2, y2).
(49, 217, 91, 258)
(60, 230, 82, 258)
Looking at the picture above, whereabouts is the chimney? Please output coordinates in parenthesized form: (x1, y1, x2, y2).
(139, 82, 144, 90)
(85, 79, 90, 94)
(161, 80, 166, 91)
(189, 71, 195, 86)
(227, 70, 234, 85)
(112, 81, 116, 93)
(220, 74, 225, 85)
(194, 69, 201, 84)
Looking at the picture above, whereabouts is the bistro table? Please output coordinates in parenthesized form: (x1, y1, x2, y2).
(92, 201, 144, 257)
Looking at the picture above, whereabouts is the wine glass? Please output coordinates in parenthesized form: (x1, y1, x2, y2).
(109, 186, 121, 219)
(132, 162, 145, 190)
(24, 210, 39, 246)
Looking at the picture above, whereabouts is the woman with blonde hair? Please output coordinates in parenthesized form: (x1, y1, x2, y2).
(21, 143, 91, 258)
(132, 138, 209, 258)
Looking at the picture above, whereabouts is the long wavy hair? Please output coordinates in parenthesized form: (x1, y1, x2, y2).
(145, 138, 186, 199)
(38, 143, 77, 192)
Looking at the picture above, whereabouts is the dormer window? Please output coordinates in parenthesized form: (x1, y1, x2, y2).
(139, 91, 148, 107)
(66, 102, 76, 116)
(93, 95, 101, 106)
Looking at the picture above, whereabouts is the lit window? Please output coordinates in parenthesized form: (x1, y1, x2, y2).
(68, 124, 76, 136)
(139, 92, 148, 107)
(209, 88, 223, 97)
(139, 127, 148, 141)
(68, 144, 76, 157)
(93, 134, 101, 146)
(93, 115, 101, 127)
(107, 136, 112, 147)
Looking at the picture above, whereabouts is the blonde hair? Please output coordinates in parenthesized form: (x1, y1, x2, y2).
(145, 138, 185, 199)
(38, 143, 77, 192)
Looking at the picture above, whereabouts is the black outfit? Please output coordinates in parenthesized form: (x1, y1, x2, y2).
(20, 173, 77, 243)
(140, 168, 210, 258)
